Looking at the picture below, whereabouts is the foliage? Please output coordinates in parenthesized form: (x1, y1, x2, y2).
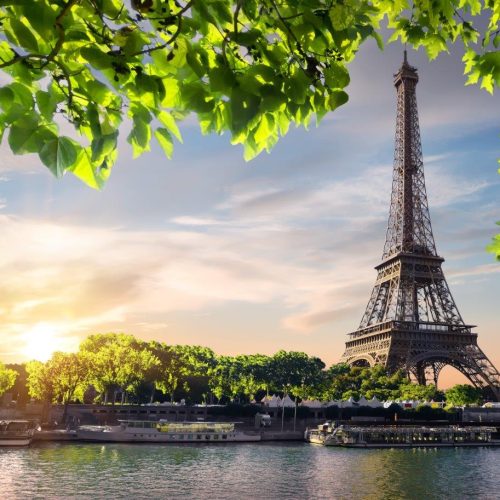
(445, 383, 483, 406)
(208, 355, 243, 402)
(0, 0, 497, 188)
(5, 364, 29, 405)
(146, 342, 215, 401)
(269, 350, 325, 400)
(25, 352, 89, 406)
(322, 364, 407, 401)
(487, 221, 500, 260)
(399, 382, 442, 401)
(80, 333, 159, 403)
(0, 361, 17, 397)
(233, 354, 271, 401)
(12, 333, 494, 406)
(26, 359, 55, 402)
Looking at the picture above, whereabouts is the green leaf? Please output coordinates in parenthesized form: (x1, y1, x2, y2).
(9, 19, 39, 52)
(36, 90, 57, 119)
(324, 63, 350, 89)
(39, 137, 78, 177)
(157, 111, 182, 142)
(327, 90, 349, 111)
(285, 70, 310, 105)
(259, 85, 286, 112)
(0, 87, 14, 111)
(233, 29, 262, 46)
(154, 128, 174, 159)
(68, 147, 110, 190)
(127, 113, 151, 158)
(80, 47, 112, 70)
(186, 49, 206, 78)
(91, 132, 118, 163)
(372, 31, 384, 50)
(8, 116, 40, 154)
(86, 80, 114, 106)
(209, 66, 235, 93)
(254, 114, 274, 144)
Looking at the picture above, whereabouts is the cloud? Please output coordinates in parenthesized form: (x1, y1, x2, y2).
(447, 263, 500, 285)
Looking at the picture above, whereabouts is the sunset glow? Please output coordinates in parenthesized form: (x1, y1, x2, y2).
(21, 323, 64, 362)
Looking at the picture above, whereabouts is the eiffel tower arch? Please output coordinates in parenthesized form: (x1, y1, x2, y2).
(340, 53, 500, 401)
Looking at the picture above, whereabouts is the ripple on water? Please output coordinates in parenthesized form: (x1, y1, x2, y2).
(0, 443, 498, 499)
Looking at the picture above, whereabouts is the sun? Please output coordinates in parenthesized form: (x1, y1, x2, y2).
(21, 323, 62, 362)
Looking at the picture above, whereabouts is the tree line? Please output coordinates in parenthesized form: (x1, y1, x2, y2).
(0, 333, 485, 415)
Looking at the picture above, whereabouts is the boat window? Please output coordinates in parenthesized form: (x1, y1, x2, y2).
(179, 434, 184, 439)
(214, 435, 219, 440)
(197, 435, 202, 440)
(222, 435, 227, 439)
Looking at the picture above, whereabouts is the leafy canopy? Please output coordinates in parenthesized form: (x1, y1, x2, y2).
(0, 0, 497, 190)
(445, 383, 483, 406)
(0, 361, 17, 397)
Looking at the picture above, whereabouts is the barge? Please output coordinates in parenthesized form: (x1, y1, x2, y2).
(76, 420, 261, 443)
(305, 423, 499, 448)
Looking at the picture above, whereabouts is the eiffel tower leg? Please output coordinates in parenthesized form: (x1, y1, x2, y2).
(453, 346, 500, 401)
(428, 362, 445, 387)
(415, 361, 426, 385)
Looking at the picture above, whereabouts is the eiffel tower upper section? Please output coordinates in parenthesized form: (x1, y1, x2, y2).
(383, 51, 437, 260)
(357, 51, 466, 331)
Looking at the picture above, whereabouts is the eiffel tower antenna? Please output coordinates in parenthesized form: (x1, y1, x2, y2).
(340, 53, 500, 400)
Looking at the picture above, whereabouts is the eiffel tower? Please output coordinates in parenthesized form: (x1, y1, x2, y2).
(340, 52, 500, 400)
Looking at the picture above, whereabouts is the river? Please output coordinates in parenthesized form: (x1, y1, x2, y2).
(0, 442, 498, 499)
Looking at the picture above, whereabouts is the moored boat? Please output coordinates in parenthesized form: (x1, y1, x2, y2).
(76, 420, 261, 443)
(305, 423, 499, 448)
(304, 422, 338, 446)
(0, 420, 37, 446)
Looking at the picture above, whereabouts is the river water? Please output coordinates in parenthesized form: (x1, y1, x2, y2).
(0, 442, 498, 499)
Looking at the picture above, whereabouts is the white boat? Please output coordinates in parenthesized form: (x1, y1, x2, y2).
(305, 423, 499, 448)
(76, 420, 261, 443)
(0, 420, 37, 446)
(304, 422, 341, 446)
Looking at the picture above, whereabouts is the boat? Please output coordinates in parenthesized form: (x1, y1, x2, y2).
(0, 420, 37, 446)
(76, 420, 261, 443)
(304, 422, 338, 446)
(305, 423, 499, 448)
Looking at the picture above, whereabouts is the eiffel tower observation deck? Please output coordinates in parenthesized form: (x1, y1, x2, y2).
(340, 52, 500, 400)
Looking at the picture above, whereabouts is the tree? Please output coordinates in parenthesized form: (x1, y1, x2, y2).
(25, 352, 90, 422)
(269, 350, 325, 397)
(49, 352, 90, 422)
(0, 0, 496, 189)
(321, 365, 410, 401)
(399, 382, 440, 401)
(208, 355, 242, 403)
(445, 384, 483, 406)
(146, 342, 196, 402)
(80, 333, 159, 403)
(0, 361, 17, 398)
(234, 354, 270, 402)
(26, 360, 55, 403)
(5, 364, 29, 405)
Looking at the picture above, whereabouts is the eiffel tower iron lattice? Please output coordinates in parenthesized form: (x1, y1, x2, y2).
(340, 52, 500, 400)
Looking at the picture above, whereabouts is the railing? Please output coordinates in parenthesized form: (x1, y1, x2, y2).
(349, 321, 473, 338)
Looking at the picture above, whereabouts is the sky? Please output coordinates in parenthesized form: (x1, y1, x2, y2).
(0, 38, 499, 388)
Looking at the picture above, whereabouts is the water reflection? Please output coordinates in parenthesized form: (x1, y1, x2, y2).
(0, 443, 498, 499)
